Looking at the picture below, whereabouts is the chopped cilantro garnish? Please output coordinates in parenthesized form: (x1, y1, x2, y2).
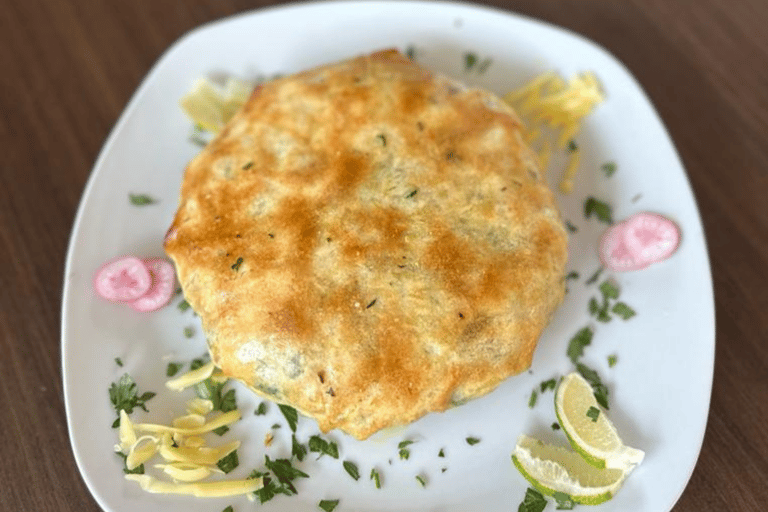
(249, 469, 291, 504)
(177, 299, 191, 312)
(518, 487, 547, 512)
(343, 460, 360, 480)
(291, 434, 307, 462)
(190, 356, 207, 370)
(194, 377, 236, 412)
(540, 379, 557, 393)
(599, 279, 620, 300)
(584, 197, 613, 224)
(278, 404, 299, 432)
(601, 161, 617, 177)
(612, 302, 636, 320)
(588, 297, 600, 315)
(607, 354, 618, 367)
(216, 450, 239, 474)
(416, 474, 427, 487)
(114, 357, 123, 367)
(567, 140, 578, 152)
(255, 402, 267, 415)
(231, 257, 244, 271)
(183, 326, 195, 338)
(565, 220, 578, 233)
(213, 425, 230, 436)
(586, 406, 601, 422)
(222, 506, 233, 512)
(477, 57, 493, 74)
(585, 267, 603, 285)
(166, 362, 183, 377)
(466, 437, 481, 445)
(576, 363, 610, 410)
(554, 491, 576, 509)
(528, 389, 538, 408)
(309, 435, 339, 459)
(405, 45, 416, 60)
(566, 327, 593, 364)
(108, 373, 156, 428)
(464, 52, 478, 71)
(242, 161, 253, 170)
(551, 422, 561, 430)
(370, 468, 382, 489)
(265, 455, 309, 494)
(128, 193, 155, 206)
(398, 439, 415, 460)
(565, 271, 579, 281)
(406, 188, 418, 198)
(271, 423, 281, 429)
(319, 500, 340, 512)
(438, 448, 445, 457)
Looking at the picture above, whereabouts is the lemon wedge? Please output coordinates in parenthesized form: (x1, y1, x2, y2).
(555, 372, 644, 470)
(179, 77, 254, 134)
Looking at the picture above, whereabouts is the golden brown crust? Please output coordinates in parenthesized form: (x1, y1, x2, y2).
(164, 49, 568, 439)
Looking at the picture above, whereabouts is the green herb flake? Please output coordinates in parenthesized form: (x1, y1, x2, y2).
(255, 402, 268, 415)
(216, 450, 239, 474)
(189, 126, 208, 147)
(370, 468, 382, 489)
(584, 197, 613, 224)
(586, 406, 601, 422)
(318, 500, 339, 512)
(565, 220, 578, 233)
(464, 52, 478, 71)
(308, 435, 339, 459)
(278, 404, 299, 432)
(242, 161, 253, 170)
(231, 257, 244, 271)
(222, 506, 234, 512)
(183, 326, 195, 338)
(438, 448, 445, 458)
(271, 423, 281, 429)
(212, 426, 229, 436)
(612, 302, 636, 320)
(566, 326, 594, 364)
(115, 357, 123, 367)
(601, 161, 617, 177)
(554, 491, 576, 509)
(477, 57, 493, 74)
(576, 363, 610, 410)
(466, 437, 481, 446)
(585, 267, 604, 285)
(108, 373, 156, 428)
(375, 133, 387, 146)
(528, 389, 538, 408)
(264, 455, 309, 494)
(177, 299, 191, 312)
(291, 434, 308, 462)
(406, 188, 418, 198)
(588, 297, 600, 316)
(518, 487, 548, 512)
(166, 362, 183, 377)
(540, 379, 557, 393)
(599, 279, 620, 300)
(551, 422, 561, 430)
(194, 378, 236, 412)
(607, 354, 618, 367)
(565, 271, 579, 281)
(416, 474, 427, 488)
(398, 439, 415, 460)
(189, 357, 207, 370)
(128, 193, 155, 206)
(343, 460, 360, 480)
(405, 45, 416, 60)
(567, 140, 578, 152)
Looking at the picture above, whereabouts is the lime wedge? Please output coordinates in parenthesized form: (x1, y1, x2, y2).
(555, 372, 644, 470)
(512, 435, 633, 505)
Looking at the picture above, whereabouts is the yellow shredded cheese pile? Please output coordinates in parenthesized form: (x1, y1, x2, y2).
(504, 71, 604, 194)
(115, 366, 261, 499)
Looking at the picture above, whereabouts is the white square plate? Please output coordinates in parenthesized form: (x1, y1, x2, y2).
(62, 2, 715, 511)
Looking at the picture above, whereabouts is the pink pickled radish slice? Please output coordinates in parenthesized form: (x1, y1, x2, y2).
(599, 222, 649, 272)
(129, 258, 176, 312)
(93, 256, 152, 302)
(623, 212, 681, 264)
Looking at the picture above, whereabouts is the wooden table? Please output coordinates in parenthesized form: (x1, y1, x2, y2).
(2, 0, 766, 510)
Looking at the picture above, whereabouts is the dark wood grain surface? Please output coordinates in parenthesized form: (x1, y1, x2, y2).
(2, 0, 766, 510)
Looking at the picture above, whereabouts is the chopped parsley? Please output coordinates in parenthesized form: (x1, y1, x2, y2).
(585, 267, 603, 285)
(576, 363, 610, 410)
(128, 193, 155, 206)
(177, 299, 191, 312)
(255, 402, 268, 415)
(551, 422, 561, 430)
(477, 57, 493, 74)
(108, 373, 156, 428)
(540, 379, 557, 393)
(375, 133, 387, 146)
(405, 45, 416, 60)
(566, 327, 593, 364)
(309, 435, 339, 459)
(343, 460, 360, 480)
(190, 356, 207, 370)
(366, 298, 377, 309)
(271, 423, 281, 429)
(584, 197, 613, 224)
(612, 302, 636, 320)
(370, 468, 382, 489)
(601, 161, 617, 177)
(416, 474, 427, 487)
(114, 357, 123, 367)
(183, 326, 195, 338)
(278, 404, 299, 432)
(406, 188, 418, 198)
(438, 448, 445, 457)
(607, 354, 618, 367)
(213, 425, 230, 436)
(518, 487, 548, 512)
(466, 437, 481, 446)
(194, 377, 236, 412)
(319, 500, 339, 512)
(166, 362, 183, 377)
(528, 389, 538, 408)
(216, 450, 239, 474)
(242, 161, 253, 170)
(554, 491, 576, 509)
(291, 434, 307, 462)
(565, 271, 579, 281)
(222, 506, 234, 512)
(565, 220, 578, 233)
(586, 406, 601, 422)
(398, 439, 415, 460)
(264, 455, 309, 494)
(599, 279, 620, 300)
(464, 52, 478, 71)
(231, 257, 244, 271)
(567, 140, 578, 152)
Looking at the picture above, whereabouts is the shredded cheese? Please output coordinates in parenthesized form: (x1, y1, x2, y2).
(156, 462, 214, 482)
(132, 410, 241, 436)
(165, 361, 215, 391)
(125, 474, 263, 498)
(159, 440, 240, 466)
(126, 436, 159, 470)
